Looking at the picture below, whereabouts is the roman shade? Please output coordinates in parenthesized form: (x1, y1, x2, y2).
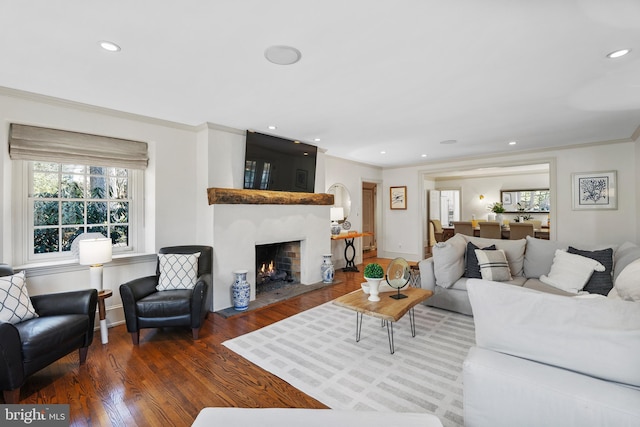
(9, 124, 148, 169)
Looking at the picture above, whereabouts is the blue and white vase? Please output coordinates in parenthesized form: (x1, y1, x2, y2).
(232, 270, 250, 311)
(321, 254, 334, 283)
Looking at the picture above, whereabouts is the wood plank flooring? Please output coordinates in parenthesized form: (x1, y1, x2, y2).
(11, 258, 395, 427)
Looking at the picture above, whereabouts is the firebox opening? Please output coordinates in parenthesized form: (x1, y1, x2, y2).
(255, 240, 301, 296)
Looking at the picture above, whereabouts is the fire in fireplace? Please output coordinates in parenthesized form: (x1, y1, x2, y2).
(255, 241, 301, 292)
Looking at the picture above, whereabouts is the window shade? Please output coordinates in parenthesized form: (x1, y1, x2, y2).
(9, 124, 149, 169)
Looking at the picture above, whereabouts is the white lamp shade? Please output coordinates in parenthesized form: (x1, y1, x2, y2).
(330, 207, 344, 222)
(79, 238, 112, 266)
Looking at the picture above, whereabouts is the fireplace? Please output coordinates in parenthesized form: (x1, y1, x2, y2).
(255, 241, 301, 294)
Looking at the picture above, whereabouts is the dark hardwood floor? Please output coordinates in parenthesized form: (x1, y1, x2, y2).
(11, 258, 395, 427)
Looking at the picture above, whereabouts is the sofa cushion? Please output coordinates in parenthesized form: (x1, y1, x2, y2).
(612, 258, 640, 302)
(465, 242, 496, 278)
(157, 252, 201, 291)
(464, 236, 526, 277)
(467, 279, 640, 388)
(432, 233, 466, 288)
(0, 271, 39, 324)
(523, 236, 569, 278)
(522, 278, 574, 296)
(475, 249, 512, 282)
(614, 242, 640, 283)
(451, 275, 526, 291)
(567, 246, 614, 295)
(540, 249, 605, 294)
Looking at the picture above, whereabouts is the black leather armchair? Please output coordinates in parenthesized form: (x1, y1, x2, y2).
(0, 264, 98, 404)
(119, 245, 212, 345)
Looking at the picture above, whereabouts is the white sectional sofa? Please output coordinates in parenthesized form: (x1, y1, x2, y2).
(418, 233, 640, 315)
(463, 280, 640, 427)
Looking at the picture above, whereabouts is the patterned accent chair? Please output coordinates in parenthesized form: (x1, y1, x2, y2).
(119, 246, 212, 345)
(0, 264, 98, 403)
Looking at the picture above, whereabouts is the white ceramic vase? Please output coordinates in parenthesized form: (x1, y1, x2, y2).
(495, 213, 504, 225)
(321, 254, 335, 283)
(232, 270, 250, 311)
(365, 277, 383, 302)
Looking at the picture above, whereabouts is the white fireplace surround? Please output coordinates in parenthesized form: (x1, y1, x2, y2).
(211, 204, 330, 311)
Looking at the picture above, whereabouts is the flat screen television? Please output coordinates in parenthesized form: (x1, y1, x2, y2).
(243, 131, 317, 193)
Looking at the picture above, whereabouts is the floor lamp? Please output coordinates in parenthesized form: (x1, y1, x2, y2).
(79, 237, 112, 344)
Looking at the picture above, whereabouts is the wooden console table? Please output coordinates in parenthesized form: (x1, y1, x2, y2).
(331, 231, 373, 272)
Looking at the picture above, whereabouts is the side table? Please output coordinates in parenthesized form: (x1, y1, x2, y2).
(331, 231, 372, 272)
(98, 289, 112, 344)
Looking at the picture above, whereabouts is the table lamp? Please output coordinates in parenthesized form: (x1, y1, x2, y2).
(330, 207, 344, 235)
(79, 237, 112, 291)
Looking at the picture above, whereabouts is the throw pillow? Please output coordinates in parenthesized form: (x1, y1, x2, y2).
(613, 242, 640, 283)
(474, 249, 512, 282)
(467, 279, 640, 388)
(157, 252, 201, 291)
(540, 250, 605, 294)
(612, 258, 640, 302)
(432, 233, 466, 288)
(523, 236, 569, 278)
(464, 235, 526, 277)
(567, 246, 613, 295)
(465, 242, 496, 278)
(0, 271, 39, 324)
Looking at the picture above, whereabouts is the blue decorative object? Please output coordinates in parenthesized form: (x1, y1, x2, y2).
(232, 270, 251, 311)
(321, 254, 334, 284)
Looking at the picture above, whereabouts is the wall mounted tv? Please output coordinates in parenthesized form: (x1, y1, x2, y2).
(243, 131, 318, 193)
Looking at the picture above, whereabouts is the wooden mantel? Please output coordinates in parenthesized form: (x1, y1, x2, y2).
(207, 188, 334, 205)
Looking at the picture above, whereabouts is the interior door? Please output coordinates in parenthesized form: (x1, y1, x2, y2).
(362, 183, 376, 250)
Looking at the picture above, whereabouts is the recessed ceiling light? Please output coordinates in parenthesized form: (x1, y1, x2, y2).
(268, 125, 277, 130)
(607, 48, 631, 59)
(99, 40, 121, 52)
(440, 139, 457, 145)
(421, 154, 427, 158)
(314, 138, 321, 142)
(509, 141, 517, 145)
(380, 151, 386, 154)
(264, 45, 302, 65)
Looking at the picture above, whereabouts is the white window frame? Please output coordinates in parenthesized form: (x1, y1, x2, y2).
(12, 160, 145, 266)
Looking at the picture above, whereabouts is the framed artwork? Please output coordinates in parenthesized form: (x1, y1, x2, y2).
(390, 186, 407, 210)
(571, 171, 617, 210)
(295, 169, 308, 189)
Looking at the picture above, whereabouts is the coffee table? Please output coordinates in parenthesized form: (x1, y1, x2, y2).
(333, 287, 433, 354)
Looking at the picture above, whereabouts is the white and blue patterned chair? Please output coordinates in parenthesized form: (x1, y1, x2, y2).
(119, 246, 212, 345)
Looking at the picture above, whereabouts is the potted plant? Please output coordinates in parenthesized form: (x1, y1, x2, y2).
(489, 202, 505, 225)
(363, 263, 384, 302)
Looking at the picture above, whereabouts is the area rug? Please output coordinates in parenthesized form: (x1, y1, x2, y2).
(223, 300, 475, 427)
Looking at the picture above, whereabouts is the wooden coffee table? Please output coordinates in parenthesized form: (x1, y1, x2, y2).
(333, 287, 433, 354)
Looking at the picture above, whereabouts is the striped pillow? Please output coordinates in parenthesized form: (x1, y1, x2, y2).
(475, 249, 512, 282)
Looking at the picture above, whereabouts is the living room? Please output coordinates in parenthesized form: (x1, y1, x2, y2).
(1, 2, 640, 426)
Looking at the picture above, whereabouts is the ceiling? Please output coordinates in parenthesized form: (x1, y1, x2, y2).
(2, 1, 640, 168)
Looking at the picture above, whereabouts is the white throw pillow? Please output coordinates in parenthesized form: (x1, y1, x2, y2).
(540, 249, 605, 294)
(612, 258, 640, 302)
(156, 252, 201, 291)
(475, 249, 512, 282)
(432, 233, 466, 288)
(467, 279, 640, 387)
(0, 271, 39, 324)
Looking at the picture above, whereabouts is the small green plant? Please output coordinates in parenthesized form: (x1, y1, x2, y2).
(489, 202, 505, 213)
(364, 263, 384, 279)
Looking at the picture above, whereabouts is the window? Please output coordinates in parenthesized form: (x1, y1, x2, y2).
(8, 124, 148, 265)
(30, 162, 132, 257)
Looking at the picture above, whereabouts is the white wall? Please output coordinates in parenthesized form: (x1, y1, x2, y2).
(0, 88, 201, 327)
(324, 156, 383, 268)
(382, 141, 638, 262)
(435, 171, 549, 223)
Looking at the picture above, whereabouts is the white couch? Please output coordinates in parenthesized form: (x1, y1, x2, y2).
(418, 234, 640, 315)
(463, 280, 640, 427)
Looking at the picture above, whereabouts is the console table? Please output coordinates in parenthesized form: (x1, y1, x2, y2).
(331, 231, 372, 272)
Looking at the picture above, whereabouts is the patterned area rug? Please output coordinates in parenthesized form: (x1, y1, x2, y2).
(223, 300, 475, 427)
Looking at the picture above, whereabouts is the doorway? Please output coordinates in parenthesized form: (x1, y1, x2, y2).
(362, 182, 377, 259)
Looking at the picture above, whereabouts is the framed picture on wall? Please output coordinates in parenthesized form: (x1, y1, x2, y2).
(390, 186, 407, 210)
(571, 170, 617, 210)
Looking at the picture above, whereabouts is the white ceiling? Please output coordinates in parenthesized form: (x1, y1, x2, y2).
(1, 1, 640, 168)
